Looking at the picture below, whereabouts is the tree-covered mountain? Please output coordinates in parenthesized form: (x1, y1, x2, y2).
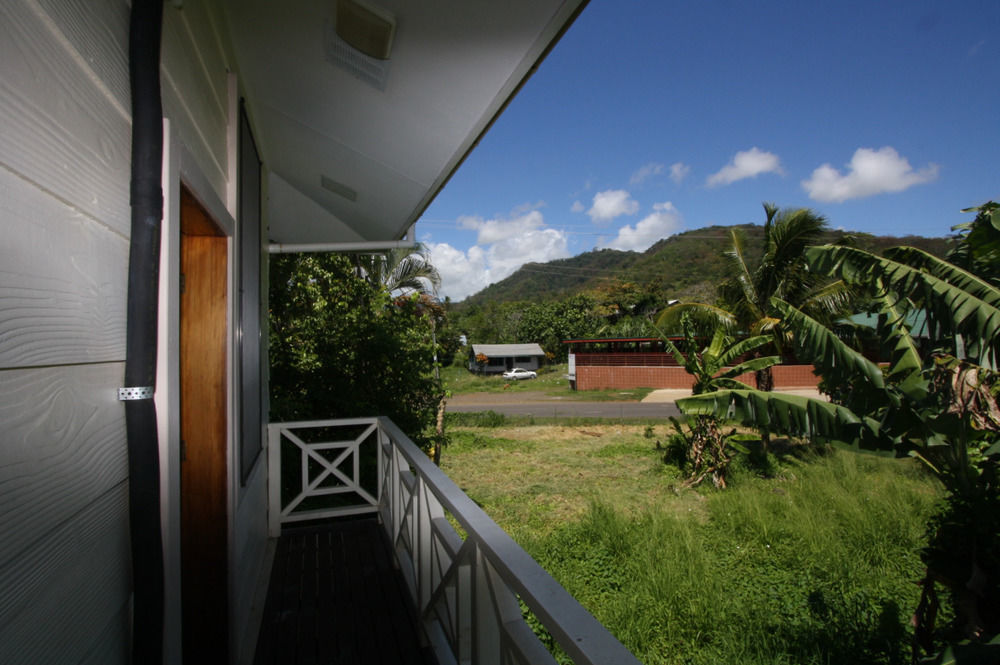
(456, 225, 949, 307)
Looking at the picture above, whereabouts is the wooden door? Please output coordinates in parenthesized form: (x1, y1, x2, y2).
(179, 186, 229, 663)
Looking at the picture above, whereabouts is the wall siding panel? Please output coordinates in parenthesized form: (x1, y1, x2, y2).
(0, 363, 128, 570)
(0, 168, 128, 367)
(33, 0, 131, 111)
(0, 0, 131, 236)
(161, 3, 230, 207)
(0, 483, 130, 665)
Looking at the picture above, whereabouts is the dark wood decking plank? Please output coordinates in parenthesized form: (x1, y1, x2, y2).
(253, 518, 435, 665)
(366, 523, 428, 664)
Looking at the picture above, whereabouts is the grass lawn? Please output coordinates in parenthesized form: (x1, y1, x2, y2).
(440, 362, 654, 401)
(440, 423, 944, 665)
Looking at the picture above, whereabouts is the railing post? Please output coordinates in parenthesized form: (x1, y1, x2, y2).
(376, 421, 385, 521)
(474, 546, 501, 665)
(417, 479, 432, 613)
(267, 424, 281, 538)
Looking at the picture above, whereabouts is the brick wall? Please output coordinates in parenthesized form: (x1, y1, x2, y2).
(575, 365, 820, 391)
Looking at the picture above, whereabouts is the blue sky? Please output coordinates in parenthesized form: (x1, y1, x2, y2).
(418, 0, 999, 301)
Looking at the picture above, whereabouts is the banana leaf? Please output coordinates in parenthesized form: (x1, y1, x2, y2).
(806, 245, 1000, 367)
(771, 298, 885, 391)
(677, 389, 863, 442)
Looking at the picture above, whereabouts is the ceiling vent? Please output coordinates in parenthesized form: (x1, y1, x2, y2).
(336, 0, 395, 60)
(323, 0, 395, 91)
(321, 175, 358, 202)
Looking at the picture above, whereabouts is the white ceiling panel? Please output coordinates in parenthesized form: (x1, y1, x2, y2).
(221, 0, 587, 246)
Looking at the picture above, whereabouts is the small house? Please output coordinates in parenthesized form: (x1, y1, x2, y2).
(469, 343, 546, 373)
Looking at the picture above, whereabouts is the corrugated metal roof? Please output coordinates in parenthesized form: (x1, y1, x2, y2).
(471, 343, 545, 357)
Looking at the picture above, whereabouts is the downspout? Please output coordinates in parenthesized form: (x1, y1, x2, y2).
(125, 1, 165, 662)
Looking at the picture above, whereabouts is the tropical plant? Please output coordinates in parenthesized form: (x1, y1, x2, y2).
(676, 217, 1000, 660)
(947, 201, 1000, 283)
(354, 243, 442, 296)
(653, 315, 780, 487)
(657, 316, 781, 395)
(658, 203, 850, 391)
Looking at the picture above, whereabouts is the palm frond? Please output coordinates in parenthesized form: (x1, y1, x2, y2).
(724, 228, 760, 312)
(767, 208, 829, 281)
(655, 302, 737, 335)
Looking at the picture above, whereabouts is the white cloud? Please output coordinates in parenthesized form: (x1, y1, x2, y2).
(428, 209, 570, 301)
(571, 200, 585, 213)
(802, 146, 940, 203)
(599, 202, 683, 252)
(587, 189, 639, 223)
(707, 147, 783, 187)
(630, 162, 665, 185)
(669, 162, 691, 184)
(457, 209, 544, 244)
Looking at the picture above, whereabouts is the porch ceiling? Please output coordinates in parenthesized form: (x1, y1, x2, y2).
(221, 0, 587, 246)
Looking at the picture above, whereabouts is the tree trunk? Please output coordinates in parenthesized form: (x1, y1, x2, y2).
(432, 395, 447, 466)
(755, 365, 774, 392)
(755, 366, 773, 451)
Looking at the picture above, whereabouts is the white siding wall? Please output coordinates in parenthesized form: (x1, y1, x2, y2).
(0, 0, 132, 662)
(0, 0, 270, 662)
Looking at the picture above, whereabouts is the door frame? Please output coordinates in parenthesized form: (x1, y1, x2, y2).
(158, 119, 238, 664)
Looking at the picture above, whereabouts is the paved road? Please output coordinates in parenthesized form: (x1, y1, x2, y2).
(447, 399, 680, 419)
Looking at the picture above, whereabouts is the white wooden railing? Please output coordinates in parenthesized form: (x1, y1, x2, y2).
(268, 417, 641, 665)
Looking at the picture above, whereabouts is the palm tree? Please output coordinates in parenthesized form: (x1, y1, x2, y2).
(658, 202, 848, 390)
(355, 243, 441, 296)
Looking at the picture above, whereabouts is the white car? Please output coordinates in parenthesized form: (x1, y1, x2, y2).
(502, 367, 537, 380)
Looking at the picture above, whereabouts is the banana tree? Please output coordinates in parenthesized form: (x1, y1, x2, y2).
(677, 237, 1000, 657)
(656, 316, 781, 394)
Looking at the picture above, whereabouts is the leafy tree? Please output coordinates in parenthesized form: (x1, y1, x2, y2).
(269, 252, 443, 450)
(433, 297, 463, 367)
(676, 224, 1000, 660)
(516, 294, 600, 360)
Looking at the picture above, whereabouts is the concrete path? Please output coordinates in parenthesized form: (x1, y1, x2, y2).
(640, 387, 827, 403)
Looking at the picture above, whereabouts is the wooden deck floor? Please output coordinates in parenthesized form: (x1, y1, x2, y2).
(253, 517, 435, 665)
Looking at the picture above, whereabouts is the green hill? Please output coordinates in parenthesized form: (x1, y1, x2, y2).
(456, 224, 949, 307)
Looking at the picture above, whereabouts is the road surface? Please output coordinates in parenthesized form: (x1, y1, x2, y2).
(446, 391, 681, 419)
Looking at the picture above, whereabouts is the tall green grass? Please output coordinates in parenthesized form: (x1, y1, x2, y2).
(514, 451, 941, 665)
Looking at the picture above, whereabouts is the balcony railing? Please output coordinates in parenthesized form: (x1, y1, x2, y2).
(268, 416, 641, 665)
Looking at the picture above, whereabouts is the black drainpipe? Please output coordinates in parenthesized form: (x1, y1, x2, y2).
(126, 0, 165, 662)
